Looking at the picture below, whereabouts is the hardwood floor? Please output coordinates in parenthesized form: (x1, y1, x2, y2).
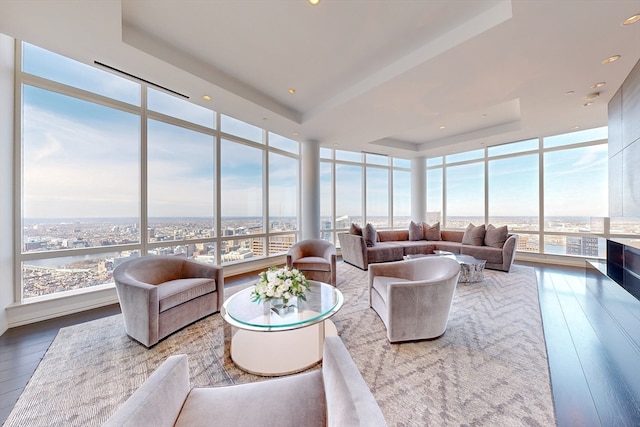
(1, 263, 639, 426)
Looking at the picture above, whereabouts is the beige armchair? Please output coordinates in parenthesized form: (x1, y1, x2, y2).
(286, 239, 337, 286)
(113, 255, 224, 347)
(368, 257, 460, 342)
(104, 336, 388, 427)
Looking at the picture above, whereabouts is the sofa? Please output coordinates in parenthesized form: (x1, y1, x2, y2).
(103, 335, 388, 427)
(338, 222, 518, 272)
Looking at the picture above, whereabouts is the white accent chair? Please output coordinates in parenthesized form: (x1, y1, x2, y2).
(368, 257, 460, 342)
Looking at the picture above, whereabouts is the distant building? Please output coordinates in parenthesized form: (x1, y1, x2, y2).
(566, 236, 599, 257)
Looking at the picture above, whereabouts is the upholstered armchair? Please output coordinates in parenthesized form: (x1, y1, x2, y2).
(368, 257, 460, 342)
(286, 239, 337, 286)
(113, 255, 224, 347)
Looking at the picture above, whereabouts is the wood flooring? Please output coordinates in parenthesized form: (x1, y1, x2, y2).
(1, 262, 639, 426)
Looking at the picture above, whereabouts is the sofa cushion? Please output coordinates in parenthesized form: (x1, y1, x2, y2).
(484, 224, 508, 248)
(367, 243, 404, 264)
(408, 221, 423, 241)
(423, 222, 441, 241)
(349, 223, 362, 235)
(399, 240, 437, 255)
(158, 278, 216, 313)
(461, 245, 503, 264)
(462, 223, 485, 246)
(363, 223, 377, 247)
(176, 370, 326, 427)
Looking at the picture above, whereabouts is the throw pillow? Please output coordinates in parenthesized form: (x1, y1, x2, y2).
(349, 223, 362, 236)
(484, 224, 508, 248)
(423, 222, 441, 241)
(363, 223, 377, 247)
(462, 223, 486, 246)
(408, 221, 423, 241)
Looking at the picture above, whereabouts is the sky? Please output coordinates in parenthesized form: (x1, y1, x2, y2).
(21, 42, 609, 220)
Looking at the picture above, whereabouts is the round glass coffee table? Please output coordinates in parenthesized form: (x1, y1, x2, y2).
(405, 252, 486, 283)
(221, 280, 343, 376)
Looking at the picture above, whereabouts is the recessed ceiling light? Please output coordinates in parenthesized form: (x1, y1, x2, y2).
(622, 14, 640, 25)
(202, 95, 212, 101)
(481, 113, 487, 117)
(565, 90, 575, 95)
(571, 125, 580, 130)
(602, 55, 621, 64)
(439, 125, 446, 129)
(585, 92, 600, 100)
(308, 0, 320, 5)
(583, 102, 594, 107)
(591, 82, 606, 89)
(292, 132, 299, 136)
(288, 88, 296, 94)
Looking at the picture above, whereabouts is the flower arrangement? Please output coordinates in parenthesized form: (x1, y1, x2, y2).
(250, 266, 310, 305)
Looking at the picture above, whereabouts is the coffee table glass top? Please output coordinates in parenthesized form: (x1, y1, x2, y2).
(222, 280, 343, 332)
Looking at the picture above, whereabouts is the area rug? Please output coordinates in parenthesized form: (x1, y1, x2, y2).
(5, 262, 556, 426)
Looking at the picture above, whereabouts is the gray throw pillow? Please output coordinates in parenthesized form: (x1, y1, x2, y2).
(484, 224, 508, 248)
(462, 223, 486, 246)
(349, 223, 362, 236)
(408, 221, 423, 241)
(363, 223, 377, 247)
(423, 222, 441, 241)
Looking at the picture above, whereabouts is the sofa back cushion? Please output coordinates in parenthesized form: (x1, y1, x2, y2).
(363, 223, 377, 247)
(423, 222, 442, 241)
(462, 223, 486, 246)
(377, 230, 409, 242)
(484, 224, 509, 248)
(408, 221, 423, 241)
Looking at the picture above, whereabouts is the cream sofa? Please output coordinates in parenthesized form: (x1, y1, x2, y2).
(338, 227, 518, 272)
(103, 336, 388, 427)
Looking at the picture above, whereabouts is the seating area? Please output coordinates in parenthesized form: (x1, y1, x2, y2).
(339, 222, 518, 272)
(368, 257, 461, 342)
(113, 255, 224, 348)
(104, 336, 388, 427)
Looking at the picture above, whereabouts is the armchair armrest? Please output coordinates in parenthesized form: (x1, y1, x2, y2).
(338, 233, 368, 270)
(502, 234, 518, 272)
(113, 277, 159, 347)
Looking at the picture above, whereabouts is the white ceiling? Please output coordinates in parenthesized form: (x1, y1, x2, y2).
(1, 0, 639, 158)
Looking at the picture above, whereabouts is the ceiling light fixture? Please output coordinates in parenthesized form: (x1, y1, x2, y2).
(602, 55, 621, 64)
(202, 95, 212, 101)
(293, 132, 299, 136)
(585, 92, 600, 100)
(439, 125, 446, 129)
(308, 0, 320, 5)
(591, 82, 605, 89)
(288, 88, 296, 94)
(571, 125, 580, 130)
(583, 102, 594, 107)
(622, 14, 640, 25)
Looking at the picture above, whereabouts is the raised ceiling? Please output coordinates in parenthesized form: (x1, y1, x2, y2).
(1, 0, 639, 157)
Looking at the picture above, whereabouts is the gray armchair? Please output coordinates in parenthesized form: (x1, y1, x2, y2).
(103, 336, 388, 427)
(286, 239, 337, 286)
(113, 255, 224, 347)
(368, 257, 460, 342)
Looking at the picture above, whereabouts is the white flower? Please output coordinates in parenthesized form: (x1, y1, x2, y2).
(250, 266, 310, 304)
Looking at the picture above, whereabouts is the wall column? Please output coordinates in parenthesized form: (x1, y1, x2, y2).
(301, 139, 320, 240)
(411, 157, 426, 223)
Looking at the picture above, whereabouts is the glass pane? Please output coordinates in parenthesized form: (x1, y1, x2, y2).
(336, 164, 362, 226)
(610, 217, 640, 235)
(366, 167, 389, 227)
(446, 149, 484, 164)
(320, 162, 333, 230)
(517, 233, 540, 253)
(427, 157, 443, 167)
(543, 126, 608, 149)
(22, 251, 140, 298)
(445, 162, 484, 228)
(220, 139, 263, 228)
(147, 120, 214, 242)
(488, 138, 538, 157)
(336, 150, 362, 162)
(221, 114, 263, 143)
(22, 85, 140, 251)
(148, 88, 215, 128)
(268, 132, 298, 154)
(393, 158, 411, 168)
(268, 234, 296, 255)
(426, 168, 442, 224)
(269, 152, 297, 231)
(222, 236, 263, 262)
(393, 170, 411, 227)
(320, 147, 333, 159)
(544, 144, 608, 232)
(544, 235, 605, 257)
(192, 242, 217, 263)
(488, 154, 539, 231)
(22, 42, 140, 105)
(365, 153, 389, 166)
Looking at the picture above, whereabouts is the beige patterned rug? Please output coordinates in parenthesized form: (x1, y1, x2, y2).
(5, 262, 556, 426)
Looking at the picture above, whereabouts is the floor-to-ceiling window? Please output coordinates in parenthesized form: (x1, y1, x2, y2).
(17, 41, 300, 300)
